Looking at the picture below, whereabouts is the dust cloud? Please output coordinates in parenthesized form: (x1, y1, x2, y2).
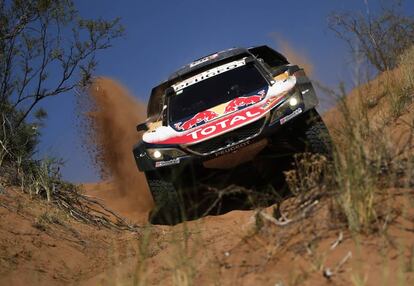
(274, 37, 314, 77)
(79, 77, 153, 223)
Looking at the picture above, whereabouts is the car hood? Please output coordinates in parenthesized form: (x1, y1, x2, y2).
(143, 76, 296, 145)
(171, 87, 268, 132)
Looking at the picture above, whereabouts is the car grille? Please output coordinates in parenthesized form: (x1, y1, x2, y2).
(187, 118, 266, 155)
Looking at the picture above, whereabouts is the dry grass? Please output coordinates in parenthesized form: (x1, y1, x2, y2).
(33, 209, 67, 231)
(284, 153, 328, 196)
(399, 46, 414, 94)
(315, 45, 414, 233)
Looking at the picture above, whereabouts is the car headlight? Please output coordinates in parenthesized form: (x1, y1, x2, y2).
(270, 90, 302, 125)
(147, 148, 187, 160)
(288, 96, 299, 107)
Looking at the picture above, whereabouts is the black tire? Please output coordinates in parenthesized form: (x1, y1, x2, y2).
(295, 109, 333, 158)
(145, 171, 184, 225)
(304, 117, 333, 157)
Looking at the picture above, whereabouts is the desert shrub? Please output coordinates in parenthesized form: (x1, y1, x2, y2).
(288, 72, 414, 232)
(386, 45, 414, 118)
(330, 82, 413, 232)
(284, 153, 328, 196)
(0, 0, 123, 177)
(399, 45, 414, 91)
(33, 209, 67, 231)
(0, 103, 40, 168)
(26, 158, 63, 201)
(329, 0, 414, 72)
(306, 43, 414, 232)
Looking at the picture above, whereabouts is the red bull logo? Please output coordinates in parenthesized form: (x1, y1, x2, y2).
(174, 110, 218, 131)
(224, 91, 265, 113)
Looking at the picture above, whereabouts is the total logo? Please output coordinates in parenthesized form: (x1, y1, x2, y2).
(187, 109, 261, 140)
(174, 90, 266, 131)
(145, 92, 282, 145)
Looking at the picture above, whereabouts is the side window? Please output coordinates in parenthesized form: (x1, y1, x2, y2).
(147, 87, 164, 118)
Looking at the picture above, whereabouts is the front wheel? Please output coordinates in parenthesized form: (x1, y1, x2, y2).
(293, 109, 333, 158)
(145, 170, 184, 225)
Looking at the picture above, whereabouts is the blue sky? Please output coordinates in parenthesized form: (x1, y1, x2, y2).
(36, 0, 414, 182)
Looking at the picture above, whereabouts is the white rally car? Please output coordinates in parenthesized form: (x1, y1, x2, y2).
(134, 45, 332, 225)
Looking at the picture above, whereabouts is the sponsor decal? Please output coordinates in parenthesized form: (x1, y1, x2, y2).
(174, 90, 266, 132)
(301, 89, 310, 95)
(260, 96, 283, 110)
(280, 108, 303, 125)
(273, 71, 289, 82)
(213, 140, 251, 157)
(174, 90, 266, 131)
(188, 110, 261, 140)
(189, 53, 219, 68)
(155, 158, 180, 168)
(224, 90, 265, 113)
(174, 110, 218, 131)
(153, 107, 263, 145)
(152, 94, 286, 145)
(174, 59, 246, 92)
(143, 75, 298, 145)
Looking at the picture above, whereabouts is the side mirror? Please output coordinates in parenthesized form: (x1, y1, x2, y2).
(245, 56, 255, 65)
(136, 122, 148, 132)
(165, 87, 175, 98)
(136, 114, 160, 132)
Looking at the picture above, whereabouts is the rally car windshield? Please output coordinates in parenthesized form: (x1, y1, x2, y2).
(168, 64, 267, 123)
